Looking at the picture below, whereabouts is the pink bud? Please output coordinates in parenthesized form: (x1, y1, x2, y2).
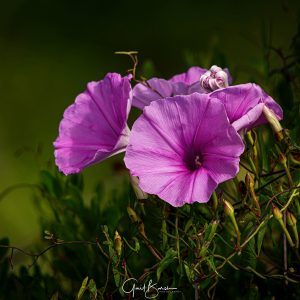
(200, 65, 229, 91)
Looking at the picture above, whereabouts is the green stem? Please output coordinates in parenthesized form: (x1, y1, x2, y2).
(278, 219, 295, 247)
(122, 237, 139, 252)
(280, 181, 300, 212)
(246, 131, 259, 175)
(175, 212, 181, 264)
(230, 215, 241, 248)
(248, 156, 259, 179)
(296, 199, 300, 216)
(292, 225, 299, 248)
(241, 216, 272, 248)
(283, 162, 293, 188)
(250, 189, 261, 217)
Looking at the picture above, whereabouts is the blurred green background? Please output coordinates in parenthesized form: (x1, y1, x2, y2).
(0, 0, 299, 249)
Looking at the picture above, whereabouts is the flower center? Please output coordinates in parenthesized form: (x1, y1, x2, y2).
(199, 65, 229, 91)
(194, 155, 202, 168)
(185, 153, 203, 171)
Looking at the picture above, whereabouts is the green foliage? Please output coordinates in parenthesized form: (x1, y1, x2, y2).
(2, 155, 300, 299)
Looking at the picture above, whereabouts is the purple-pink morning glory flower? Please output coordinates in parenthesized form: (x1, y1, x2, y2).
(132, 65, 232, 110)
(124, 93, 245, 207)
(54, 73, 132, 175)
(209, 83, 283, 132)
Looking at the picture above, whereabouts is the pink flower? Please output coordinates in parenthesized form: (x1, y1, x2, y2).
(124, 93, 244, 207)
(54, 73, 132, 175)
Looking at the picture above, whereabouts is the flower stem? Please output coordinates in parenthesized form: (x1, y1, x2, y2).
(175, 212, 181, 265)
(292, 226, 299, 249)
(250, 189, 261, 217)
(280, 181, 300, 212)
(279, 152, 293, 187)
(231, 216, 241, 248)
(248, 156, 259, 179)
(278, 218, 295, 247)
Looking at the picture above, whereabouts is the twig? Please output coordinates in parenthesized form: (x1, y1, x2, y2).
(0, 240, 98, 268)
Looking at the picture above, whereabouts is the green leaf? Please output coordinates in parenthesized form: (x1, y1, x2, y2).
(196, 204, 212, 219)
(88, 279, 97, 300)
(256, 223, 267, 256)
(161, 220, 168, 250)
(184, 218, 194, 233)
(113, 267, 121, 288)
(40, 170, 62, 198)
(77, 276, 89, 300)
(183, 263, 194, 283)
(204, 220, 219, 243)
(242, 237, 257, 269)
(157, 248, 177, 281)
(206, 257, 225, 279)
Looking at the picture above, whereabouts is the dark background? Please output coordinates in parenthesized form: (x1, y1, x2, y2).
(0, 0, 299, 248)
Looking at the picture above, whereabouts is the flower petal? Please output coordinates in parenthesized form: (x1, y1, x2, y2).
(169, 66, 207, 84)
(54, 73, 131, 175)
(210, 83, 283, 131)
(132, 78, 173, 110)
(203, 153, 241, 182)
(138, 169, 217, 207)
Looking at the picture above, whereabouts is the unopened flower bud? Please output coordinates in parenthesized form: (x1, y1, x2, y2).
(245, 173, 261, 217)
(287, 211, 297, 227)
(215, 70, 229, 88)
(272, 204, 283, 220)
(245, 173, 254, 189)
(223, 199, 234, 216)
(210, 65, 222, 74)
(200, 65, 229, 91)
(263, 106, 283, 136)
(127, 207, 141, 223)
(223, 199, 240, 248)
(114, 230, 123, 256)
(130, 175, 148, 200)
